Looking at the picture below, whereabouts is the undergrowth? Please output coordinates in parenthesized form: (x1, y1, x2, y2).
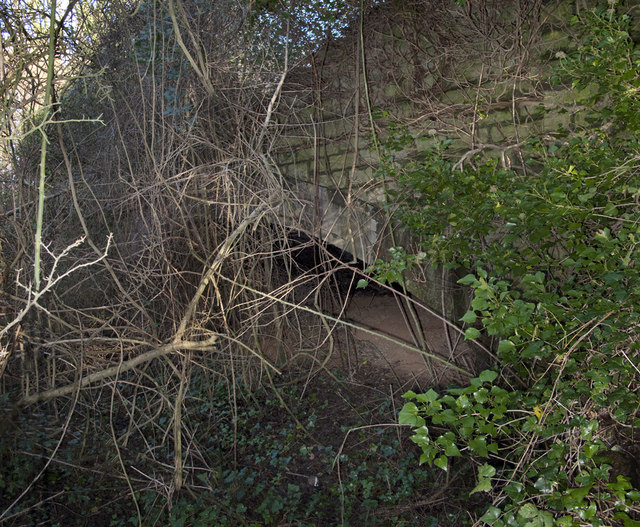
(0, 371, 470, 526)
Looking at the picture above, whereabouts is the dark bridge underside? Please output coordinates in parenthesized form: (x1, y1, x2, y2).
(275, 230, 383, 297)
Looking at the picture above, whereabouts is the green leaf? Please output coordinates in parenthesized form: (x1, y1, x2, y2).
(477, 370, 498, 383)
(533, 476, 553, 493)
(471, 297, 489, 311)
(356, 279, 369, 289)
(469, 478, 492, 496)
(505, 481, 524, 500)
(478, 463, 497, 478)
(460, 310, 477, 323)
(470, 477, 492, 494)
(580, 419, 599, 440)
(465, 327, 481, 340)
(562, 485, 592, 509)
(436, 408, 458, 425)
(469, 437, 489, 457)
(582, 442, 601, 459)
(458, 415, 476, 438)
(436, 432, 461, 457)
(582, 502, 597, 519)
(480, 506, 502, 524)
(540, 510, 554, 527)
(627, 489, 640, 500)
(444, 442, 461, 457)
(458, 273, 478, 285)
(474, 388, 489, 403)
(414, 388, 439, 404)
(398, 403, 426, 427)
(518, 503, 539, 519)
(497, 340, 515, 354)
(456, 394, 471, 409)
(434, 455, 448, 471)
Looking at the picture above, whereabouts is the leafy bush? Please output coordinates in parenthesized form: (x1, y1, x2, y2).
(381, 4, 640, 525)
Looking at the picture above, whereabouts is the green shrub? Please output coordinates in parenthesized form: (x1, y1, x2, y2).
(381, 3, 640, 525)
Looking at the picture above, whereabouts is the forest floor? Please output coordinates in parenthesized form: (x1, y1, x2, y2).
(1, 363, 481, 526)
(0, 289, 485, 526)
(340, 291, 475, 390)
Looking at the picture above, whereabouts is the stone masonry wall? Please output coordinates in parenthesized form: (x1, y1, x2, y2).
(273, 0, 638, 314)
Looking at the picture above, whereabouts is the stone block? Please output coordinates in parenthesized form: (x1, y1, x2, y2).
(280, 160, 313, 184)
(482, 108, 515, 129)
(442, 88, 474, 106)
(474, 124, 494, 144)
(539, 29, 571, 48)
(383, 82, 404, 99)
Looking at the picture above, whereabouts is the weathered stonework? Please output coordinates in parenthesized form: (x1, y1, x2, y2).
(273, 0, 624, 317)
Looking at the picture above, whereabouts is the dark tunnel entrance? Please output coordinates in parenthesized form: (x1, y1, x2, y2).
(267, 229, 479, 389)
(276, 230, 379, 301)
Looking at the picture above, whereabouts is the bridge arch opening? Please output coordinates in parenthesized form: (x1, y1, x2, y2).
(263, 228, 478, 389)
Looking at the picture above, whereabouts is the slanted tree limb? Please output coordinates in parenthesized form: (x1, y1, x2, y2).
(17, 337, 217, 407)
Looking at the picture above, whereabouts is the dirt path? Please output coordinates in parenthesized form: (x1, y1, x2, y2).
(342, 292, 474, 389)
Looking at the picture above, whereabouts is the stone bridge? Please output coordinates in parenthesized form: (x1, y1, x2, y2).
(274, 0, 575, 261)
(272, 0, 578, 311)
